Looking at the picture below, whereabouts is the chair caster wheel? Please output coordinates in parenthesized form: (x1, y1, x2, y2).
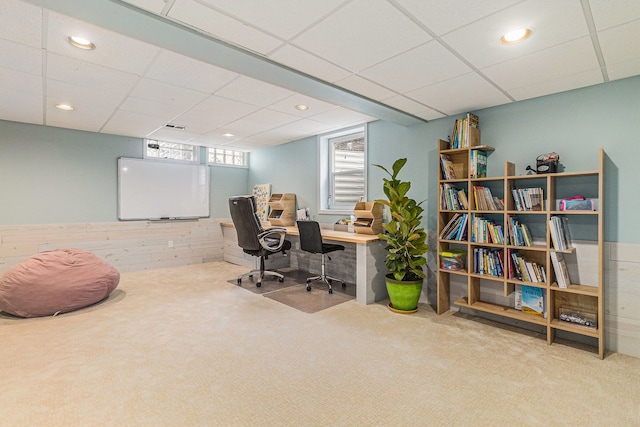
(256, 282, 261, 288)
(329, 289, 333, 294)
(237, 279, 242, 285)
(279, 277, 284, 282)
(327, 279, 333, 285)
(341, 282, 346, 288)
(306, 279, 311, 284)
(306, 286, 311, 292)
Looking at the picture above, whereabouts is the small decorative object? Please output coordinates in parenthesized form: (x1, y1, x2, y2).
(560, 196, 595, 211)
(526, 152, 559, 174)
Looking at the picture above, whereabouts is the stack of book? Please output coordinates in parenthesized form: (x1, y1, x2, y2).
(450, 113, 479, 149)
(508, 249, 546, 283)
(549, 216, 572, 251)
(471, 214, 505, 244)
(507, 216, 533, 246)
(440, 183, 468, 210)
(473, 186, 503, 210)
(473, 247, 503, 277)
(439, 213, 468, 241)
(440, 154, 457, 180)
(511, 187, 544, 211)
(550, 251, 571, 288)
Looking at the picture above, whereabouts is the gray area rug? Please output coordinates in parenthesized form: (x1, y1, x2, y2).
(228, 268, 355, 313)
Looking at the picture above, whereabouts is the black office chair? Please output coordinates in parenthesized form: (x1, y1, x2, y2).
(296, 220, 345, 294)
(229, 195, 291, 287)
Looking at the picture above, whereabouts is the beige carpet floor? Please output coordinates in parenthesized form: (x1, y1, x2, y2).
(1, 261, 639, 426)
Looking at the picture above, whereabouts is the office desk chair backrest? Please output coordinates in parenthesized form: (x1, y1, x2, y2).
(296, 220, 324, 254)
(296, 220, 345, 294)
(229, 195, 262, 252)
(228, 195, 291, 288)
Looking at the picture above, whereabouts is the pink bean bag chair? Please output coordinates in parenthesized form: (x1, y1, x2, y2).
(0, 248, 120, 318)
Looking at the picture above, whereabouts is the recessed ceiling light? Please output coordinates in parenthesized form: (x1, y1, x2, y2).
(295, 104, 309, 111)
(66, 36, 96, 50)
(500, 28, 532, 45)
(223, 133, 234, 137)
(55, 103, 75, 111)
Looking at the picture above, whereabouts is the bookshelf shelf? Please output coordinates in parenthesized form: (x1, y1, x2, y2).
(437, 132, 605, 358)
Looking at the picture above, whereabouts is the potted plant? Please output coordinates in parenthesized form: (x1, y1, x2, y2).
(373, 158, 429, 313)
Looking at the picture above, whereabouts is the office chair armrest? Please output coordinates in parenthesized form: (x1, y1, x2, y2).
(258, 228, 287, 252)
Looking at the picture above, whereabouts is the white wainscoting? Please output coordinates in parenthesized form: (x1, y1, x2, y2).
(0, 218, 224, 275)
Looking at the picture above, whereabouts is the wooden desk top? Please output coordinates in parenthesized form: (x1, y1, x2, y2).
(220, 222, 380, 244)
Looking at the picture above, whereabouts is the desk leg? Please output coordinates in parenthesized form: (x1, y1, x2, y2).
(355, 241, 387, 305)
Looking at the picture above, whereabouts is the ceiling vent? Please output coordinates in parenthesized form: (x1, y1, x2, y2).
(164, 123, 187, 130)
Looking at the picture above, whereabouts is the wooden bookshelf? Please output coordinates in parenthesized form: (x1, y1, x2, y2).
(437, 135, 606, 359)
(268, 193, 296, 226)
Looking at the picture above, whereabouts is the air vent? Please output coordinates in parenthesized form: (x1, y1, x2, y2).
(164, 123, 187, 130)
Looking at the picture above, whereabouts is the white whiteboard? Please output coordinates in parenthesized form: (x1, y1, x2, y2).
(118, 158, 210, 220)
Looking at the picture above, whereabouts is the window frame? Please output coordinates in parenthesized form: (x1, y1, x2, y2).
(206, 147, 249, 169)
(318, 125, 367, 215)
(143, 139, 200, 164)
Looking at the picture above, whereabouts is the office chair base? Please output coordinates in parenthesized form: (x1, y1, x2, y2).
(237, 269, 284, 287)
(306, 275, 345, 294)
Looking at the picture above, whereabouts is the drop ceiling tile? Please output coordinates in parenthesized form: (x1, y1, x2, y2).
(482, 37, 600, 90)
(101, 110, 167, 138)
(406, 72, 511, 116)
(291, 0, 431, 72)
(129, 78, 210, 111)
(268, 94, 338, 117)
(168, 0, 282, 55)
(218, 140, 267, 151)
(0, 0, 42, 48)
(268, 44, 351, 83)
(46, 12, 161, 75)
(442, 0, 589, 69)
(118, 96, 192, 121)
(0, 39, 42, 75)
(144, 50, 239, 94)
(381, 95, 441, 120)
(195, 0, 347, 40)
(46, 79, 127, 129)
(334, 75, 397, 101)
(359, 41, 472, 94)
(607, 58, 640, 81)
(173, 95, 260, 132)
(223, 108, 300, 135)
(271, 118, 336, 135)
(590, 0, 640, 30)
(599, 20, 640, 67)
(507, 68, 603, 101)
(214, 75, 294, 107)
(46, 53, 140, 91)
(394, 0, 521, 36)
(0, 69, 43, 125)
(187, 131, 234, 147)
(145, 126, 200, 141)
(307, 107, 375, 127)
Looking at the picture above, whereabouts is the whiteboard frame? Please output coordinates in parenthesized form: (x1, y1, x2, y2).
(117, 157, 210, 221)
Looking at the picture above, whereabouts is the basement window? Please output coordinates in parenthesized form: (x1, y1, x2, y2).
(144, 140, 199, 162)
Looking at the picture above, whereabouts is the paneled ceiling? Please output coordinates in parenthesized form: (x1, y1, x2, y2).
(2, 0, 639, 151)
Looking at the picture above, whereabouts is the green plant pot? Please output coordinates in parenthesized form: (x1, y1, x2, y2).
(385, 274, 423, 313)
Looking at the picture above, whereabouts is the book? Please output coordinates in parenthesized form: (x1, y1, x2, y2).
(521, 285, 545, 317)
(470, 150, 487, 178)
(550, 251, 571, 288)
(440, 154, 457, 180)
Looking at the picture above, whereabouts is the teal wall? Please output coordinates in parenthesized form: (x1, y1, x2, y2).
(249, 75, 640, 243)
(0, 120, 247, 224)
(1, 76, 638, 242)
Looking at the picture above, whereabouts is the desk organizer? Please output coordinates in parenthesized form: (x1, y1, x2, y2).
(268, 193, 296, 226)
(353, 201, 383, 235)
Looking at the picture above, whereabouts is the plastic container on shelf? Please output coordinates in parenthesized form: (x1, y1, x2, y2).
(440, 250, 466, 271)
